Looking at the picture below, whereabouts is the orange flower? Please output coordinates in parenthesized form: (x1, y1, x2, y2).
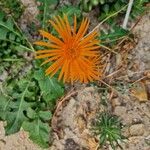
(35, 14, 101, 83)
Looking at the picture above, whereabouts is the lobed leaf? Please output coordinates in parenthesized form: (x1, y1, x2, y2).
(23, 110, 51, 148)
(34, 69, 64, 106)
(0, 80, 36, 135)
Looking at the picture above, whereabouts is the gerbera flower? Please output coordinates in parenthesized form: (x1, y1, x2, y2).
(34, 14, 101, 83)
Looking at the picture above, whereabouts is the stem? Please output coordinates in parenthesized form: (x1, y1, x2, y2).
(122, 0, 134, 29)
(0, 39, 34, 52)
(2, 58, 23, 62)
(100, 44, 118, 55)
(11, 16, 35, 52)
(42, 0, 47, 29)
(0, 23, 21, 38)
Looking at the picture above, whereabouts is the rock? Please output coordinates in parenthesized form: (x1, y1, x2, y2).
(114, 106, 127, 116)
(51, 86, 101, 149)
(0, 140, 6, 147)
(20, 0, 39, 31)
(111, 98, 121, 107)
(122, 127, 130, 138)
(129, 124, 144, 136)
(64, 138, 80, 150)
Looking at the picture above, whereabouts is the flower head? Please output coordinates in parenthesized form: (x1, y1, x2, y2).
(35, 14, 101, 83)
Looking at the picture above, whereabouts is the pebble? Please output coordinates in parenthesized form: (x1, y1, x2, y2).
(111, 98, 121, 107)
(114, 106, 127, 116)
(129, 124, 144, 136)
(122, 127, 130, 138)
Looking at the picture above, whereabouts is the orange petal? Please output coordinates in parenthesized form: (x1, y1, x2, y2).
(34, 41, 60, 49)
(36, 49, 61, 54)
(57, 15, 70, 39)
(45, 58, 63, 75)
(41, 55, 61, 66)
(79, 31, 98, 46)
(64, 14, 71, 36)
(73, 15, 77, 35)
(49, 20, 67, 42)
(35, 53, 59, 59)
(75, 18, 89, 41)
(39, 30, 64, 46)
(80, 45, 100, 52)
(58, 60, 69, 81)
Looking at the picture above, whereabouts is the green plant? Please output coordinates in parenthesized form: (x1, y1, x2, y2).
(0, 0, 23, 20)
(93, 112, 123, 150)
(37, 0, 59, 29)
(0, 11, 34, 77)
(80, 0, 148, 20)
(131, 0, 149, 19)
(0, 0, 148, 148)
(0, 67, 64, 148)
(0, 11, 65, 148)
(37, 0, 82, 30)
(114, 81, 134, 95)
(100, 25, 129, 47)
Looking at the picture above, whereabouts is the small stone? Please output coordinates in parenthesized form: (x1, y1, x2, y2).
(64, 138, 80, 150)
(114, 106, 127, 116)
(111, 98, 121, 107)
(122, 127, 130, 138)
(132, 118, 142, 124)
(129, 124, 144, 136)
(0, 139, 6, 147)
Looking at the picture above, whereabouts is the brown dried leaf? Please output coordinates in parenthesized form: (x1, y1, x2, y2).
(76, 116, 86, 133)
(87, 138, 99, 150)
(130, 82, 148, 102)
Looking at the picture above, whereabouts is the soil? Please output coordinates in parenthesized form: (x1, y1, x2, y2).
(0, 1, 150, 150)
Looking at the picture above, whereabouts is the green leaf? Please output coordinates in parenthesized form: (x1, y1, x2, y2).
(34, 69, 64, 104)
(0, 80, 36, 135)
(131, 0, 149, 19)
(0, 0, 23, 20)
(39, 111, 52, 121)
(100, 26, 129, 43)
(0, 73, 53, 148)
(93, 112, 123, 149)
(26, 107, 37, 119)
(0, 13, 21, 38)
(0, 12, 32, 50)
(0, 95, 11, 120)
(58, 5, 81, 17)
(23, 111, 51, 148)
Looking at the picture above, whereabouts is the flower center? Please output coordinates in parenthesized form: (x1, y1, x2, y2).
(68, 47, 77, 57)
(63, 38, 80, 59)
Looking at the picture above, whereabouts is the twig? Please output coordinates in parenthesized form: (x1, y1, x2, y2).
(122, 0, 134, 29)
(100, 44, 118, 55)
(103, 68, 122, 79)
(115, 69, 150, 80)
(131, 76, 147, 85)
(130, 12, 145, 31)
(99, 80, 116, 93)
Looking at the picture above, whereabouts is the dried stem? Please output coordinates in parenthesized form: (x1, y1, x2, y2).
(122, 0, 134, 29)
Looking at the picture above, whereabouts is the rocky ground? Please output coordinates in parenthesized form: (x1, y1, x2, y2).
(0, 0, 150, 150)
